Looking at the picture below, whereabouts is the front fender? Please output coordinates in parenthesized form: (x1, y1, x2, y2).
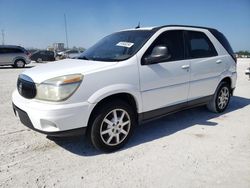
(87, 84, 142, 113)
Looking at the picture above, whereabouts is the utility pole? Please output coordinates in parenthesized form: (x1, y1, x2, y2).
(1, 29, 5, 45)
(64, 14, 69, 49)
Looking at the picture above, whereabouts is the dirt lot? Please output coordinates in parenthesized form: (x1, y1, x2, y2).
(0, 59, 250, 188)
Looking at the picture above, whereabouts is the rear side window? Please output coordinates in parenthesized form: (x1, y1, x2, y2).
(186, 31, 218, 59)
(0, 48, 23, 53)
(48, 51, 54, 56)
(12, 48, 23, 53)
(4, 48, 15, 53)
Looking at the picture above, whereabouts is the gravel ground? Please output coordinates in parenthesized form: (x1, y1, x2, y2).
(0, 59, 250, 188)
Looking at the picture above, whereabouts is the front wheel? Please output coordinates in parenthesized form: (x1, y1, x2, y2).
(89, 100, 136, 152)
(207, 82, 231, 113)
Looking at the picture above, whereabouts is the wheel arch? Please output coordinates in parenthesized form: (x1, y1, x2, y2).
(87, 92, 139, 133)
(220, 76, 233, 94)
(12, 56, 26, 64)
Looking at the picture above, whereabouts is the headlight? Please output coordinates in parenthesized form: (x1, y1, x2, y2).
(36, 74, 83, 101)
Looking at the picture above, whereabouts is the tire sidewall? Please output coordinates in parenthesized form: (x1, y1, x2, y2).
(90, 100, 136, 152)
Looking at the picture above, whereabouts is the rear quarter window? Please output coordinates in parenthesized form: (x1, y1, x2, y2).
(209, 29, 236, 62)
(210, 30, 234, 55)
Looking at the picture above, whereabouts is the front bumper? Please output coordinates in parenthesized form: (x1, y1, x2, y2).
(12, 90, 94, 136)
(13, 103, 86, 136)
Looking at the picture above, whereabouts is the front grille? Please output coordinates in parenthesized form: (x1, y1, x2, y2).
(17, 75, 36, 99)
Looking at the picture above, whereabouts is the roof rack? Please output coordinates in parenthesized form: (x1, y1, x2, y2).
(152, 25, 217, 32)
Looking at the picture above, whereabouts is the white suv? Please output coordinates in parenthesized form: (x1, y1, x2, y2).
(12, 25, 237, 152)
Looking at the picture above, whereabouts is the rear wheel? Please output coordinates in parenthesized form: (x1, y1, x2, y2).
(89, 100, 136, 152)
(36, 58, 42, 63)
(14, 59, 25, 68)
(207, 82, 231, 113)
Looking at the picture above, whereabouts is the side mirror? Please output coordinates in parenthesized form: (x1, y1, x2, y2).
(142, 45, 171, 65)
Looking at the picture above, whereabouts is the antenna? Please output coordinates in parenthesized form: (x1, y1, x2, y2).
(1, 29, 5, 45)
(135, 22, 140, 29)
(64, 14, 69, 49)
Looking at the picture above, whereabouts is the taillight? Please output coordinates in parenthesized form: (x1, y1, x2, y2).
(25, 51, 31, 57)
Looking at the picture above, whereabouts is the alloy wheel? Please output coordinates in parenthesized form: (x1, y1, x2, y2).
(217, 87, 230, 110)
(100, 109, 131, 146)
(16, 60, 24, 68)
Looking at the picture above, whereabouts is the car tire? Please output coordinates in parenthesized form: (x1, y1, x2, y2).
(14, 59, 25, 68)
(89, 100, 136, 152)
(36, 58, 42, 63)
(207, 82, 231, 113)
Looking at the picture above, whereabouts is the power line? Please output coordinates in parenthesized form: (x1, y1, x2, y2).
(64, 14, 69, 49)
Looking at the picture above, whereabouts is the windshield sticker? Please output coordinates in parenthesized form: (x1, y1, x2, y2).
(116, 41, 134, 48)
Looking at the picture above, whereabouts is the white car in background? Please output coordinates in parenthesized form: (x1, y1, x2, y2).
(12, 25, 237, 152)
(58, 49, 81, 59)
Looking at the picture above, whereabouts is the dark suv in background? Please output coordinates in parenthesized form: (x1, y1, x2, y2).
(0, 45, 31, 68)
(30, 50, 56, 63)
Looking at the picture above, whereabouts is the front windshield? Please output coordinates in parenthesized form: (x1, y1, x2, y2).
(78, 30, 154, 61)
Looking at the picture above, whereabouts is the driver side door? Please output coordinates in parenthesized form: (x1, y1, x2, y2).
(139, 30, 190, 118)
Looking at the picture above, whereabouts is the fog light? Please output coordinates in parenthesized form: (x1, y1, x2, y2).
(40, 119, 58, 131)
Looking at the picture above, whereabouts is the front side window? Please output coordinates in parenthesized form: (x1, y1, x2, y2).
(187, 31, 217, 58)
(142, 30, 185, 63)
(78, 30, 154, 62)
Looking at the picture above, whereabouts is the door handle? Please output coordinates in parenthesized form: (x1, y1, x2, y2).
(181, 65, 190, 69)
(216, 59, 222, 64)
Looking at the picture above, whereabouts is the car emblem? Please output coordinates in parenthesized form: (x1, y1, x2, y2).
(18, 82, 23, 94)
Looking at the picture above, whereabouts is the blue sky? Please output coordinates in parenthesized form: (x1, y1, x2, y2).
(0, 0, 249, 51)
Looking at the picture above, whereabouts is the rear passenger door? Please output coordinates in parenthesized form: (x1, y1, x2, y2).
(185, 30, 225, 101)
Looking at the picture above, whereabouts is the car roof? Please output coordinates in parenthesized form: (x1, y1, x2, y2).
(152, 25, 217, 32)
(0, 45, 24, 49)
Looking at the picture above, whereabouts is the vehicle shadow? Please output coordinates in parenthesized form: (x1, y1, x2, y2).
(48, 96, 250, 156)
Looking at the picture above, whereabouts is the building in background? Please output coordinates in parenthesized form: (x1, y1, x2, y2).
(53, 43, 65, 51)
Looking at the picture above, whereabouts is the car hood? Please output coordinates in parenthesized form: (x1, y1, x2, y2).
(21, 59, 117, 83)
